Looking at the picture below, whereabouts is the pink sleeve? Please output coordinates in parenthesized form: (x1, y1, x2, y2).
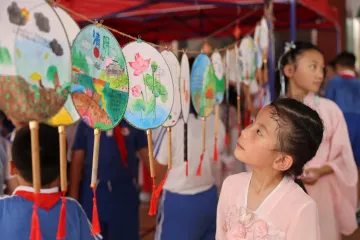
(326, 109, 358, 234)
(286, 201, 320, 240)
(216, 177, 230, 240)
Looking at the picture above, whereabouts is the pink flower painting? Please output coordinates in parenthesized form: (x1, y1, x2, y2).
(129, 53, 150, 76)
(131, 85, 142, 97)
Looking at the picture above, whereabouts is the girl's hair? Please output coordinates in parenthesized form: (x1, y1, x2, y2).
(276, 41, 323, 98)
(269, 98, 324, 190)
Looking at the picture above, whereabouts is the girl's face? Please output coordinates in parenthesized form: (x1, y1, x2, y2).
(286, 49, 325, 94)
(234, 106, 281, 169)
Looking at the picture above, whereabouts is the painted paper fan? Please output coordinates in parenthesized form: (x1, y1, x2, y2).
(123, 40, 174, 216)
(225, 49, 231, 103)
(180, 53, 190, 123)
(71, 24, 129, 131)
(259, 17, 269, 58)
(0, 0, 71, 122)
(180, 53, 191, 176)
(0, 1, 72, 238)
(190, 53, 216, 176)
(238, 36, 257, 85)
(190, 54, 215, 118)
(235, 43, 242, 96)
(46, 6, 81, 126)
(161, 50, 181, 127)
(211, 50, 225, 105)
(254, 22, 263, 69)
(210, 50, 225, 162)
(123, 41, 174, 130)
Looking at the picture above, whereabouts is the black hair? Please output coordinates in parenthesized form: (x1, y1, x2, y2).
(12, 123, 60, 186)
(328, 59, 336, 69)
(276, 41, 323, 98)
(334, 51, 356, 69)
(269, 98, 324, 191)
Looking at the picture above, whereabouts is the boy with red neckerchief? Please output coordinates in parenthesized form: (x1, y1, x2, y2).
(0, 124, 100, 239)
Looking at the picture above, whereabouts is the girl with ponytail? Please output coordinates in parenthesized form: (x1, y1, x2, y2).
(278, 41, 358, 239)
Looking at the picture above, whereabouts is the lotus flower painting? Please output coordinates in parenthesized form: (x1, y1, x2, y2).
(0, 0, 72, 121)
(123, 41, 174, 130)
(70, 25, 129, 131)
(190, 54, 216, 117)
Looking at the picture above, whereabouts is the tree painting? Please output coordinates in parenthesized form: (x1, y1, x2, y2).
(46, 65, 60, 88)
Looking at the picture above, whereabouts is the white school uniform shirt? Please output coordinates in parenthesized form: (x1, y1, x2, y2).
(153, 114, 226, 195)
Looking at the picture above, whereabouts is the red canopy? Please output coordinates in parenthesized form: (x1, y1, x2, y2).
(61, 0, 339, 42)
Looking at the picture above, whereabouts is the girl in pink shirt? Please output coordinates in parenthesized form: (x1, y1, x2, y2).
(279, 41, 358, 239)
(217, 98, 323, 240)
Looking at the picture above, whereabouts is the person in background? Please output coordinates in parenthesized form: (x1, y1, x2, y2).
(69, 120, 149, 240)
(153, 101, 226, 240)
(0, 124, 98, 239)
(279, 42, 358, 239)
(325, 51, 360, 216)
(1, 115, 26, 194)
(319, 60, 336, 96)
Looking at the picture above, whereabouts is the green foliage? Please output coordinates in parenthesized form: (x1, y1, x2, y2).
(116, 55, 126, 69)
(94, 122, 112, 130)
(46, 65, 57, 83)
(72, 47, 90, 75)
(151, 61, 158, 73)
(99, 70, 128, 89)
(144, 74, 168, 97)
(78, 74, 96, 91)
(145, 96, 155, 116)
(160, 94, 168, 103)
(0, 47, 12, 65)
(132, 98, 146, 112)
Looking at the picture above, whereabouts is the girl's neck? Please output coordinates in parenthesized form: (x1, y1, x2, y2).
(287, 81, 309, 101)
(250, 168, 283, 193)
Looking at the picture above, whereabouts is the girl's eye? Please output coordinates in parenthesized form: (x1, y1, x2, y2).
(257, 129, 262, 136)
(310, 64, 316, 71)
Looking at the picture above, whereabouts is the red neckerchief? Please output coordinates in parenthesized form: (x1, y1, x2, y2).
(339, 71, 356, 79)
(14, 190, 61, 211)
(113, 125, 128, 168)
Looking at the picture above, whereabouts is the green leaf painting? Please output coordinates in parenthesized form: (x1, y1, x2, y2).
(132, 98, 146, 112)
(145, 96, 156, 116)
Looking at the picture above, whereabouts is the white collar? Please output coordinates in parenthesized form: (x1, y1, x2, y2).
(12, 186, 59, 195)
(339, 70, 356, 77)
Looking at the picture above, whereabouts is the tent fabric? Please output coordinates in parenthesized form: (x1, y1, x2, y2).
(60, 0, 339, 42)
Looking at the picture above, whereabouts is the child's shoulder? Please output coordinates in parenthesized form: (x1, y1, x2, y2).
(64, 197, 87, 212)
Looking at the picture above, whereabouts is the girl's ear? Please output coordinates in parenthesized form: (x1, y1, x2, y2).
(283, 64, 295, 79)
(273, 154, 293, 172)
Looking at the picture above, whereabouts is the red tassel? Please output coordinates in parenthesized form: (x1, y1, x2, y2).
(30, 198, 41, 240)
(56, 193, 67, 239)
(148, 177, 158, 216)
(213, 137, 218, 162)
(91, 188, 101, 236)
(155, 171, 169, 198)
(196, 153, 204, 176)
(225, 133, 230, 147)
(185, 161, 189, 177)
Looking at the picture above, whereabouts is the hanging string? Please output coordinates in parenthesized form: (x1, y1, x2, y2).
(52, 0, 261, 54)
